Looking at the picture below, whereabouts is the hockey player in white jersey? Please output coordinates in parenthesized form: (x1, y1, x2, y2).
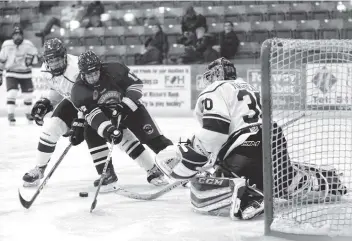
(22, 38, 167, 189)
(0, 26, 38, 124)
(156, 57, 347, 220)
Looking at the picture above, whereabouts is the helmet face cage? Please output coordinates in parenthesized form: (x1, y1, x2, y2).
(43, 38, 67, 76)
(84, 70, 100, 85)
(12, 26, 24, 45)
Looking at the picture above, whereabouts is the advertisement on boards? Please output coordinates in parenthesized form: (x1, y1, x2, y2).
(247, 68, 303, 110)
(306, 64, 352, 110)
(129, 65, 191, 116)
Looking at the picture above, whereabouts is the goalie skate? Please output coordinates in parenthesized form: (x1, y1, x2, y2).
(93, 168, 118, 193)
(22, 165, 46, 187)
(147, 165, 169, 186)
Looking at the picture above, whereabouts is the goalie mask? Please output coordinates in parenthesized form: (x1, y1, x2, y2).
(78, 50, 101, 86)
(43, 38, 67, 76)
(202, 57, 237, 86)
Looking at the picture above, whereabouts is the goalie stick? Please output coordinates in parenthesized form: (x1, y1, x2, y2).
(113, 114, 306, 201)
(18, 143, 72, 209)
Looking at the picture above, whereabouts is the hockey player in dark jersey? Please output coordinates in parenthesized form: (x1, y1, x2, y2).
(155, 57, 347, 220)
(69, 50, 173, 187)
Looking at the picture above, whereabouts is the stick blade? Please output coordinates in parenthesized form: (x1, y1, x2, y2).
(90, 200, 97, 213)
(18, 189, 32, 209)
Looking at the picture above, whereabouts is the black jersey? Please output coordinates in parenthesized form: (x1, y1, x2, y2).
(71, 62, 143, 136)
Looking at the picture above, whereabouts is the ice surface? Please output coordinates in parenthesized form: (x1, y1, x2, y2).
(0, 117, 283, 241)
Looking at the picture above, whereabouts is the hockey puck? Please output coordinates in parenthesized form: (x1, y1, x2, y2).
(79, 192, 89, 198)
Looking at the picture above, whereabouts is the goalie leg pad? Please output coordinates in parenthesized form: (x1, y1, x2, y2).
(190, 176, 234, 216)
(155, 144, 208, 181)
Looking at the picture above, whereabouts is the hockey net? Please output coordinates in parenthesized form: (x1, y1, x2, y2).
(261, 38, 352, 238)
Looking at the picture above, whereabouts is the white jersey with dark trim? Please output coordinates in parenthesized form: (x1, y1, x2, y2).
(40, 54, 79, 105)
(194, 79, 262, 155)
(0, 39, 38, 79)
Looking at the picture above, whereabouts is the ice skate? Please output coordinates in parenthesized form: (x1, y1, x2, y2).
(23, 165, 47, 187)
(8, 113, 16, 126)
(25, 113, 34, 123)
(93, 167, 118, 193)
(147, 165, 169, 186)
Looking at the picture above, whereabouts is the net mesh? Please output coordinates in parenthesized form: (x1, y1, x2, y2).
(266, 39, 352, 236)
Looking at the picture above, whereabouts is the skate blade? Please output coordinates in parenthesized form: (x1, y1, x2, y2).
(9, 122, 15, 126)
(23, 180, 40, 187)
(99, 182, 118, 193)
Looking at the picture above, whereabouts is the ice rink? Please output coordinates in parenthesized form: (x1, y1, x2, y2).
(0, 117, 279, 241)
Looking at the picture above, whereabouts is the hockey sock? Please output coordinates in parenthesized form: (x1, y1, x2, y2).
(90, 144, 113, 174)
(7, 89, 18, 114)
(22, 92, 33, 114)
(36, 117, 69, 167)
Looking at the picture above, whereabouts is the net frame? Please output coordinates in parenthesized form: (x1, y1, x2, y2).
(261, 38, 352, 240)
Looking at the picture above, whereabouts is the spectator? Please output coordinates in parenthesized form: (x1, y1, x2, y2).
(84, 10, 105, 28)
(197, 34, 220, 63)
(35, 1, 85, 44)
(84, 1, 104, 18)
(148, 23, 169, 62)
(136, 38, 162, 65)
(181, 5, 207, 34)
(219, 21, 240, 59)
(177, 31, 197, 47)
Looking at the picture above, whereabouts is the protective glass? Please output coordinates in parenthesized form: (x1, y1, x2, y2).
(84, 70, 100, 85)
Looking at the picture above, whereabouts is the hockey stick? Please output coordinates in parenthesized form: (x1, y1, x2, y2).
(18, 143, 72, 209)
(90, 143, 114, 212)
(114, 160, 217, 201)
(281, 113, 305, 128)
(115, 179, 188, 201)
(90, 114, 121, 212)
(113, 115, 306, 202)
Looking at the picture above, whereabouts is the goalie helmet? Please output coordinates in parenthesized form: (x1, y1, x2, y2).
(78, 50, 101, 86)
(202, 57, 237, 86)
(43, 38, 67, 76)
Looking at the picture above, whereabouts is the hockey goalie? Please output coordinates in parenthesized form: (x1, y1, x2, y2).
(155, 57, 348, 220)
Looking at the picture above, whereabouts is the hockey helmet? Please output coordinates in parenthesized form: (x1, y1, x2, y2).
(78, 50, 101, 85)
(202, 57, 237, 86)
(43, 38, 67, 76)
(12, 26, 24, 45)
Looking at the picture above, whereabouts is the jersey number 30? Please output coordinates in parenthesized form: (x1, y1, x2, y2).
(237, 90, 262, 124)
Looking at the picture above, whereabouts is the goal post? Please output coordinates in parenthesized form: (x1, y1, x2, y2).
(261, 38, 352, 240)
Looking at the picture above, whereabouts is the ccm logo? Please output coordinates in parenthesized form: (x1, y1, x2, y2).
(198, 178, 224, 185)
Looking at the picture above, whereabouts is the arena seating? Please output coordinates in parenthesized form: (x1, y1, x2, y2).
(0, 1, 351, 65)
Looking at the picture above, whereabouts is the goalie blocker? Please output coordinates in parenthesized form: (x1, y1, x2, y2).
(156, 123, 348, 220)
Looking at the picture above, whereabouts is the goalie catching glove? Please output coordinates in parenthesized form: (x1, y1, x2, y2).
(285, 162, 348, 202)
(31, 98, 54, 126)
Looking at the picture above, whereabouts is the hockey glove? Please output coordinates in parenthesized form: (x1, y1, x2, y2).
(103, 125, 123, 144)
(31, 98, 54, 126)
(68, 118, 85, 146)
